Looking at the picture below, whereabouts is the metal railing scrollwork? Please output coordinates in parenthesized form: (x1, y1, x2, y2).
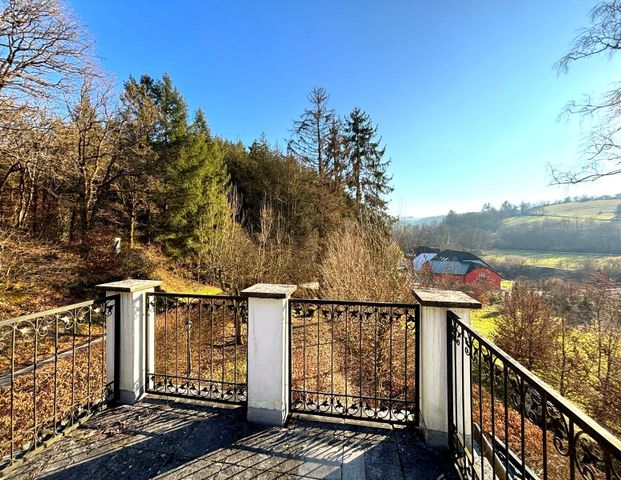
(146, 292, 248, 404)
(289, 298, 419, 424)
(447, 310, 621, 480)
(0, 295, 119, 472)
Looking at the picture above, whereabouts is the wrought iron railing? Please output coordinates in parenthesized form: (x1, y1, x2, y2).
(0, 296, 119, 471)
(289, 298, 419, 424)
(447, 310, 621, 480)
(146, 292, 248, 404)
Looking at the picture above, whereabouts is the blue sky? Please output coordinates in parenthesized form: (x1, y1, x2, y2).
(71, 0, 621, 217)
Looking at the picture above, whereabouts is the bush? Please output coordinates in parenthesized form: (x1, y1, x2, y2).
(320, 222, 412, 302)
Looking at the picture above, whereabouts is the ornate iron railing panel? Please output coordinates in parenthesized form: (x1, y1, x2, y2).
(447, 310, 621, 480)
(0, 295, 119, 472)
(289, 298, 419, 424)
(146, 292, 247, 404)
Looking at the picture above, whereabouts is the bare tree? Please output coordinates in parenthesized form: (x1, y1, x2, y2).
(553, 1, 621, 183)
(0, 0, 89, 107)
(496, 282, 559, 372)
(63, 78, 121, 238)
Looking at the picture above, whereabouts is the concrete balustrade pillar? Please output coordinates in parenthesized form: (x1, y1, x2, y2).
(97, 279, 161, 404)
(413, 288, 481, 447)
(242, 283, 297, 426)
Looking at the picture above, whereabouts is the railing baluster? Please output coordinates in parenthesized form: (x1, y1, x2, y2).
(53, 315, 59, 434)
(318, 305, 321, 411)
(221, 300, 225, 398)
(163, 297, 168, 388)
(87, 308, 92, 407)
(186, 299, 191, 394)
(33, 317, 39, 448)
(503, 364, 509, 479)
(374, 307, 379, 418)
(10, 325, 15, 463)
(542, 389, 548, 480)
(175, 298, 179, 393)
(358, 307, 363, 417)
(479, 339, 484, 480)
(71, 313, 77, 424)
(490, 349, 496, 480)
(330, 304, 334, 415)
(520, 376, 526, 480)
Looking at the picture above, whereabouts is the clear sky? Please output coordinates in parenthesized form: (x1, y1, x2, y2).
(71, 0, 621, 217)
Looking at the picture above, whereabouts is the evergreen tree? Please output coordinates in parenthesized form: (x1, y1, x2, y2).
(190, 109, 231, 250)
(139, 75, 230, 251)
(325, 117, 349, 190)
(288, 87, 334, 177)
(344, 108, 392, 228)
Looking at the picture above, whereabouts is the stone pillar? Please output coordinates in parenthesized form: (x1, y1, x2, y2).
(242, 283, 297, 426)
(97, 279, 162, 404)
(413, 288, 481, 447)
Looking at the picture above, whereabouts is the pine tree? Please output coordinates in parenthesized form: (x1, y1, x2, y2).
(139, 75, 230, 251)
(325, 117, 349, 190)
(190, 109, 231, 250)
(344, 108, 392, 228)
(288, 87, 334, 177)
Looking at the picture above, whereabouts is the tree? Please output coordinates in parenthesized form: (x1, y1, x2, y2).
(163, 109, 230, 251)
(554, 1, 621, 183)
(112, 76, 160, 247)
(288, 86, 334, 177)
(580, 272, 621, 425)
(188, 109, 231, 252)
(325, 117, 348, 190)
(496, 282, 559, 372)
(0, 0, 89, 109)
(344, 108, 392, 227)
(63, 78, 120, 238)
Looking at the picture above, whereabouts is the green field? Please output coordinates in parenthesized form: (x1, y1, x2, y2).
(499, 198, 621, 227)
(540, 199, 621, 220)
(480, 249, 621, 271)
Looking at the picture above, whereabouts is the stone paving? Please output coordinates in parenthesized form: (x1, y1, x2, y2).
(5, 396, 458, 479)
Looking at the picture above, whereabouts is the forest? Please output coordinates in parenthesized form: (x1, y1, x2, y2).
(0, 0, 407, 309)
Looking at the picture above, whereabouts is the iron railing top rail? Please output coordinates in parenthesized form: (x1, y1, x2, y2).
(290, 297, 419, 309)
(147, 292, 246, 301)
(0, 295, 119, 328)
(448, 309, 621, 457)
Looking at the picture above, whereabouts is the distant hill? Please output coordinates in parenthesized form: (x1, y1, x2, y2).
(396, 195, 621, 255)
(536, 199, 621, 220)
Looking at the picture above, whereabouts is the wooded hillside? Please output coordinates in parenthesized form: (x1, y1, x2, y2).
(0, 0, 404, 311)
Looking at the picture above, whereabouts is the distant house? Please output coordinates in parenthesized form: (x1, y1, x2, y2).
(414, 249, 501, 290)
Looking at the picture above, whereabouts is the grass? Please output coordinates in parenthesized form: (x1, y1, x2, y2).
(480, 249, 621, 271)
(540, 199, 621, 220)
(498, 198, 621, 227)
(470, 305, 499, 340)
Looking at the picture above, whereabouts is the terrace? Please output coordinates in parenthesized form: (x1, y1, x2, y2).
(1, 280, 620, 479)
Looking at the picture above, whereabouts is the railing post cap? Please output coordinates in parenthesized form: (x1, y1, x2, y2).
(241, 283, 297, 299)
(96, 279, 162, 293)
(412, 288, 482, 309)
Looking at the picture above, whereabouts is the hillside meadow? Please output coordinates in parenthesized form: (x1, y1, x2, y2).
(480, 249, 621, 271)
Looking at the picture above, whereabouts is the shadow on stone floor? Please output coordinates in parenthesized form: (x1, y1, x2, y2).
(6, 396, 458, 480)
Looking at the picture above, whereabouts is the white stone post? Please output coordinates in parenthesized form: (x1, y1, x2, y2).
(98, 279, 162, 404)
(413, 288, 481, 447)
(242, 283, 297, 426)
